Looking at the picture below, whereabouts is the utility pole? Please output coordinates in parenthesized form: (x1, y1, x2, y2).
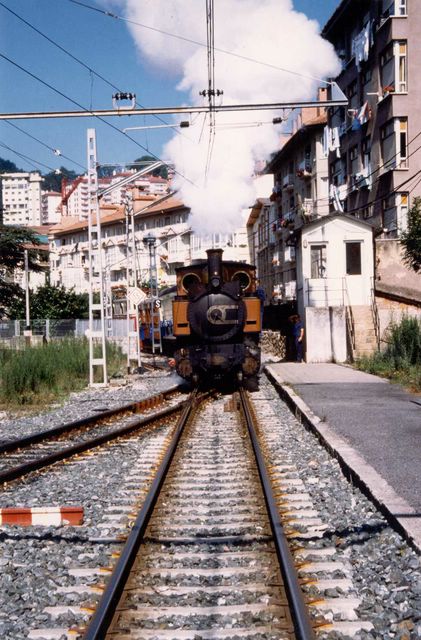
(125, 194, 142, 372)
(87, 129, 107, 387)
(24, 248, 31, 336)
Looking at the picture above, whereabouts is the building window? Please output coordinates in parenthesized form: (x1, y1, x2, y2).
(310, 245, 327, 279)
(331, 158, 346, 186)
(350, 145, 359, 175)
(347, 79, 359, 109)
(362, 137, 371, 169)
(397, 42, 407, 92)
(399, 119, 408, 167)
(380, 41, 407, 95)
(346, 242, 362, 275)
(383, 192, 409, 236)
(382, 0, 407, 17)
(381, 118, 408, 170)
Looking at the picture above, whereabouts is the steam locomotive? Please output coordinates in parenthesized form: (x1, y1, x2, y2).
(167, 249, 261, 389)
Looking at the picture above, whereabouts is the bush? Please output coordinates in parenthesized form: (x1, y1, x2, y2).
(0, 339, 125, 406)
(356, 316, 421, 391)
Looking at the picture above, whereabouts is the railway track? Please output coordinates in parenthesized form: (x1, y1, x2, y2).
(0, 387, 186, 485)
(76, 388, 314, 640)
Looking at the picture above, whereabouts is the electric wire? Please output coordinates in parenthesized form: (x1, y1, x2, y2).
(204, 0, 216, 181)
(0, 1, 185, 136)
(2, 120, 86, 171)
(0, 51, 196, 187)
(0, 140, 58, 172)
(66, 0, 333, 87)
(271, 122, 421, 215)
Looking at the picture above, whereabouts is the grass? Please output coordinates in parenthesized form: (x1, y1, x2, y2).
(355, 316, 421, 393)
(0, 338, 126, 408)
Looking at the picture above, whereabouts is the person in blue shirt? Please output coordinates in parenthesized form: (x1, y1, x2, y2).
(256, 281, 265, 333)
(290, 314, 304, 362)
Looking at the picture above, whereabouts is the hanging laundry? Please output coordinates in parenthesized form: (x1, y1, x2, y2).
(338, 184, 348, 201)
(351, 101, 371, 130)
(329, 184, 344, 213)
(322, 125, 330, 157)
(352, 21, 372, 70)
(329, 127, 341, 158)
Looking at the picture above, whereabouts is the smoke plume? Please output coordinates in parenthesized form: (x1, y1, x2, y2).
(110, 0, 340, 233)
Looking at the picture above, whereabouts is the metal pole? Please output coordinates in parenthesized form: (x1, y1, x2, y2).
(24, 248, 31, 332)
(125, 204, 131, 375)
(87, 128, 108, 386)
(130, 207, 141, 369)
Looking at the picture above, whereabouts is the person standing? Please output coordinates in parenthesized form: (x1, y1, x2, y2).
(290, 314, 304, 362)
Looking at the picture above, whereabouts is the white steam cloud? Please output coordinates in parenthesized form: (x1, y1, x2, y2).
(111, 0, 340, 233)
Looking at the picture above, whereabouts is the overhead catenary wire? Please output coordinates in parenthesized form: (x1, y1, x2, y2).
(0, 1, 185, 137)
(2, 120, 86, 171)
(0, 51, 196, 188)
(66, 0, 334, 87)
(204, 0, 216, 181)
(0, 140, 59, 173)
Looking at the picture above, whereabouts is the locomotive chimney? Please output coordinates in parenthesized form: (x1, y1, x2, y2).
(207, 249, 223, 290)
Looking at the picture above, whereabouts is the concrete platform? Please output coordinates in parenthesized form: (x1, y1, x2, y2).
(265, 362, 421, 553)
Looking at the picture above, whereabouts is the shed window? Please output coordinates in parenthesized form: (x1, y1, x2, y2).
(310, 245, 326, 278)
(346, 242, 362, 275)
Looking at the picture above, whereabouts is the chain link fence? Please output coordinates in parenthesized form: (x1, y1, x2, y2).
(0, 319, 133, 347)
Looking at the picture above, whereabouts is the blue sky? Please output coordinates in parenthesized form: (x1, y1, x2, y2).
(0, 0, 340, 176)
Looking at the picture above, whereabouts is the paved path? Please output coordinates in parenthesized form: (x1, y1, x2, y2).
(265, 362, 421, 552)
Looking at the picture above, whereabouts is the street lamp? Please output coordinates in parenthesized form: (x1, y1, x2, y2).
(143, 233, 157, 295)
(142, 233, 161, 355)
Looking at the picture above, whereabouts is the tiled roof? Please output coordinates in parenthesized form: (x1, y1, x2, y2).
(49, 194, 187, 237)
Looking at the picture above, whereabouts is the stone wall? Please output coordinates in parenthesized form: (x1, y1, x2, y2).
(260, 330, 286, 359)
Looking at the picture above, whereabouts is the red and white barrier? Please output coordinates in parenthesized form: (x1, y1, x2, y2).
(0, 506, 83, 526)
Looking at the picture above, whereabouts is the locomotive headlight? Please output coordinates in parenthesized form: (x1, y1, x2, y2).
(210, 275, 221, 289)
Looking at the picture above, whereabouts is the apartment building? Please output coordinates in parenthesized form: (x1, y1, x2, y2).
(1, 172, 43, 226)
(323, 0, 421, 302)
(49, 192, 249, 305)
(41, 191, 61, 225)
(62, 172, 170, 220)
(251, 105, 330, 304)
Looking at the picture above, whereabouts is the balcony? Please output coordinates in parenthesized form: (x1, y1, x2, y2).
(379, 0, 407, 26)
(352, 166, 372, 190)
(282, 174, 295, 191)
(302, 198, 313, 216)
(283, 210, 296, 224)
(284, 246, 296, 263)
(296, 160, 312, 179)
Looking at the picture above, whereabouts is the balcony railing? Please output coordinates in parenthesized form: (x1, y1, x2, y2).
(296, 160, 312, 178)
(305, 277, 345, 307)
(282, 174, 295, 190)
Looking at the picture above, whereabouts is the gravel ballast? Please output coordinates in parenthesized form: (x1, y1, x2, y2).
(0, 367, 419, 639)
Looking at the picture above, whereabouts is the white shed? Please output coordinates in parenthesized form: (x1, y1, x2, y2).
(295, 215, 376, 362)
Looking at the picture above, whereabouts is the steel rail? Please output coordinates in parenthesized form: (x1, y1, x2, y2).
(0, 399, 187, 485)
(82, 389, 200, 640)
(0, 385, 182, 456)
(239, 387, 315, 640)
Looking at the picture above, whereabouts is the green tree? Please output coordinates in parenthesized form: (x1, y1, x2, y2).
(8, 284, 89, 320)
(129, 155, 168, 179)
(0, 157, 21, 173)
(0, 225, 42, 317)
(400, 197, 421, 273)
